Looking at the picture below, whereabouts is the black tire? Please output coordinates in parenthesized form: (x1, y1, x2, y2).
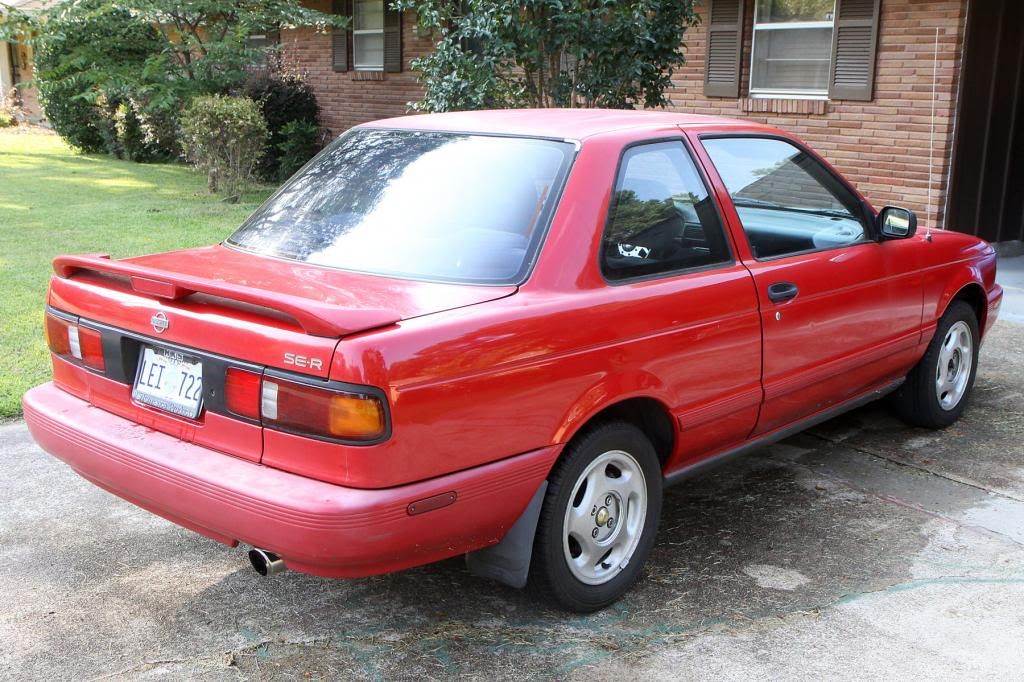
(891, 300, 979, 429)
(529, 420, 662, 613)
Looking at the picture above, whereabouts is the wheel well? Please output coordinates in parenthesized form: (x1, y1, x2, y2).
(571, 397, 675, 467)
(951, 283, 987, 332)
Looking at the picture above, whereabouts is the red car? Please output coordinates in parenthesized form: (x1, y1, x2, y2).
(25, 110, 1003, 612)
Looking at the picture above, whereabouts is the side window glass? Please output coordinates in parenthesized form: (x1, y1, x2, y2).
(702, 137, 868, 259)
(602, 142, 731, 281)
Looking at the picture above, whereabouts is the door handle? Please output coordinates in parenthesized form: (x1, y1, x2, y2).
(767, 281, 799, 303)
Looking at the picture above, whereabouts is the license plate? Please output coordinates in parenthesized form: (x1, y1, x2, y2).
(132, 345, 204, 419)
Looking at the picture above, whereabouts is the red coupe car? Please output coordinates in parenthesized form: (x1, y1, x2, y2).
(24, 110, 1003, 612)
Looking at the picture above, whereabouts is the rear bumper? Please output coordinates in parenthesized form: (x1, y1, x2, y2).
(23, 383, 558, 578)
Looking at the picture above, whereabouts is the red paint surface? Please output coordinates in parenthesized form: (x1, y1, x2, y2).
(26, 110, 1002, 578)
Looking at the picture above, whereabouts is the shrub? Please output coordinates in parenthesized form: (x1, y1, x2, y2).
(37, 76, 108, 152)
(0, 110, 13, 128)
(241, 73, 320, 180)
(276, 120, 320, 180)
(30, 0, 165, 153)
(180, 95, 269, 203)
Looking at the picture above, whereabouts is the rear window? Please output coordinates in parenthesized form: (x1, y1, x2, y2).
(227, 129, 575, 284)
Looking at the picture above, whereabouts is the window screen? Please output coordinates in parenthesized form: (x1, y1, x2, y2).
(601, 142, 731, 281)
(751, 0, 836, 95)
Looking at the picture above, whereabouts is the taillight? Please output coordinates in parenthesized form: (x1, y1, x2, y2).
(44, 313, 72, 356)
(260, 376, 387, 442)
(224, 367, 262, 420)
(44, 311, 105, 370)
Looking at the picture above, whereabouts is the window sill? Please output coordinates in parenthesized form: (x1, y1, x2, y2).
(740, 97, 828, 115)
(352, 70, 385, 81)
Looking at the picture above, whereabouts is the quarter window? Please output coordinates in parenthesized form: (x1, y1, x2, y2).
(353, 0, 385, 71)
(751, 0, 836, 97)
(703, 137, 867, 259)
(601, 142, 731, 281)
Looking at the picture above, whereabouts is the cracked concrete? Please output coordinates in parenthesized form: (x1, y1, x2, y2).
(1, 263, 1022, 680)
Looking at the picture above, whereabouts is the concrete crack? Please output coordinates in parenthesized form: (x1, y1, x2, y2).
(807, 430, 1024, 504)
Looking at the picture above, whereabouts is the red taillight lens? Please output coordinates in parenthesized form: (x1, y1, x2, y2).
(225, 367, 262, 420)
(261, 377, 386, 442)
(45, 312, 105, 370)
(77, 325, 106, 371)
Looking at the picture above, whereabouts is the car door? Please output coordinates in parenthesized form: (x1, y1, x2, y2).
(694, 134, 924, 435)
(595, 138, 763, 468)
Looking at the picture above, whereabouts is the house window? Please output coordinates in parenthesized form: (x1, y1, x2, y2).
(750, 0, 835, 98)
(353, 0, 385, 71)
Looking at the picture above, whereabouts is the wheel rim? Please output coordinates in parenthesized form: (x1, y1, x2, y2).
(935, 320, 973, 411)
(562, 449, 648, 586)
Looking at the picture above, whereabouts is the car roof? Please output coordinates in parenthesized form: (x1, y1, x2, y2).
(360, 108, 775, 140)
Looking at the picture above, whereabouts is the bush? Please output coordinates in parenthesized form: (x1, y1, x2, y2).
(37, 76, 108, 152)
(31, 0, 166, 154)
(180, 95, 268, 203)
(0, 111, 14, 128)
(241, 73, 320, 181)
(276, 120, 320, 179)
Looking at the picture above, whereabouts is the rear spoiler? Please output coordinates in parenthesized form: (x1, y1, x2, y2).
(53, 254, 402, 338)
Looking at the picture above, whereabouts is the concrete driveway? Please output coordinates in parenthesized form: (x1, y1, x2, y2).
(2, 262, 1022, 681)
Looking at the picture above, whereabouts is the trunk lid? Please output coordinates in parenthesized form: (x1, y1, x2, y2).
(50, 244, 517, 378)
(46, 245, 516, 462)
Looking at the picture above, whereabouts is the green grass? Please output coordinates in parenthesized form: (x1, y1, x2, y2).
(0, 129, 273, 419)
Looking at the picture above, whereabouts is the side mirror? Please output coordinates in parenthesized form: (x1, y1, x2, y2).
(878, 206, 917, 240)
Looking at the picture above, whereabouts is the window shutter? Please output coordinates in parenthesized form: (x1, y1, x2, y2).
(332, 0, 352, 72)
(704, 0, 745, 98)
(383, 5, 403, 73)
(828, 0, 881, 101)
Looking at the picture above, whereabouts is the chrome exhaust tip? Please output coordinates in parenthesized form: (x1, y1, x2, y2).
(248, 548, 287, 576)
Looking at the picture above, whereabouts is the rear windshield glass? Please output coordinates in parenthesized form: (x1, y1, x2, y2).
(227, 129, 575, 285)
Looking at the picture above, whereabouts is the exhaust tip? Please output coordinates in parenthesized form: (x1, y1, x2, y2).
(248, 548, 287, 576)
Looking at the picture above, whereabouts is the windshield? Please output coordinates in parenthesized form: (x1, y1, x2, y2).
(227, 129, 575, 284)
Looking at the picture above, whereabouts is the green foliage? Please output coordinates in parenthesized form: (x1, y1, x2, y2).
(0, 129, 271, 418)
(275, 119, 321, 181)
(179, 95, 269, 203)
(28, 0, 165, 153)
(394, 0, 699, 111)
(241, 73, 320, 181)
(605, 192, 676, 241)
(7, 0, 341, 159)
(0, 112, 13, 128)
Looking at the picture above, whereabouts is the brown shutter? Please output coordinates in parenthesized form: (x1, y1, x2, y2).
(383, 4, 403, 73)
(332, 0, 352, 72)
(828, 0, 881, 101)
(703, 0, 745, 98)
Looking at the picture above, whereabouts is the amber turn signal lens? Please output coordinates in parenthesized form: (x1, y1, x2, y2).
(44, 312, 72, 356)
(328, 393, 386, 440)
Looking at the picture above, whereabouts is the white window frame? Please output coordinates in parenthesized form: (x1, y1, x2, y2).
(352, 0, 384, 72)
(749, 1, 836, 99)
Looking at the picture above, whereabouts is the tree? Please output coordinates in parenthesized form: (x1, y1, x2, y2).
(393, 0, 699, 111)
(2, 0, 342, 156)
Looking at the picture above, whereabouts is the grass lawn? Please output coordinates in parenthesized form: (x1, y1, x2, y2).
(0, 128, 274, 419)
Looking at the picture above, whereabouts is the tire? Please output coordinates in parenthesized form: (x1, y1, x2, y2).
(892, 300, 979, 429)
(529, 420, 662, 613)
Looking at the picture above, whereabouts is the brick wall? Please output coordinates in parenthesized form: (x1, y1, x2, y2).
(669, 0, 968, 229)
(280, 1, 429, 137)
(284, 0, 967, 229)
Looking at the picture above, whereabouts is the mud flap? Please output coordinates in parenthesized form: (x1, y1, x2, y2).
(465, 481, 547, 589)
